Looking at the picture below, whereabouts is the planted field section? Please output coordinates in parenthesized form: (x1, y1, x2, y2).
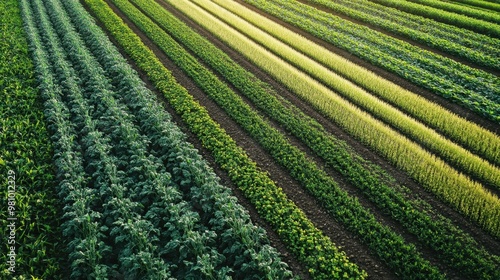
(395, 0, 500, 24)
(450, 0, 500, 12)
(300, 0, 500, 71)
(163, 0, 500, 240)
(0, 0, 63, 278)
(82, 0, 368, 278)
(20, 0, 296, 278)
(243, 0, 500, 123)
(211, 0, 500, 172)
(368, 0, 500, 37)
(116, 0, 500, 278)
(190, 0, 500, 193)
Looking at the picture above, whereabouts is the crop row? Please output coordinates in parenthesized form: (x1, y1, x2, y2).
(194, 0, 500, 192)
(82, 0, 368, 278)
(0, 0, 62, 278)
(212, 0, 500, 174)
(243, 0, 500, 122)
(21, 0, 294, 278)
(301, 0, 499, 70)
(116, 0, 454, 278)
(369, 0, 500, 37)
(20, 0, 110, 277)
(60, 0, 294, 277)
(131, 0, 500, 277)
(400, 0, 500, 24)
(166, 0, 500, 238)
(450, 0, 500, 12)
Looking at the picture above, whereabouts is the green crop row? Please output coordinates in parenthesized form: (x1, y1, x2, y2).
(59, 0, 295, 278)
(132, 0, 500, 277)
(23, 0, 170, 276)
(212, 0, 500, 173)
(301, 0, 499, 70)
(404, 0, 500, 24)
(0, 0, 63, 279)
(22, 0, 294, 278)
(83, 0, 366, 278)
(194, 0, 500, 193)
(369, 0, 500, 37)
(19, 0, 110, 277)
(244, 0, 500, 122)
(167, 0, 500, 238)
(450, 0, 500, 12)
(119, 0, 448, 278)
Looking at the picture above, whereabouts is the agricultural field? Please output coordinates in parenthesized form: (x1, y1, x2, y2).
(1, 0, 499, 279)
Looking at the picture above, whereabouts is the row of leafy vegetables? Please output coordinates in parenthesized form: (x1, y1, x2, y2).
(7, 0, 296, 278)
(102, 0, 500, 279)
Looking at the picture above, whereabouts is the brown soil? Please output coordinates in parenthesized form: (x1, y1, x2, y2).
(84, 0, 500, 279)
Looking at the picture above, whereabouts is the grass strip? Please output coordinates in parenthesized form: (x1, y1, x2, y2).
(405, 0, 500, 24)
(369, 0, 500, 37)
(244, 0, 500, 123)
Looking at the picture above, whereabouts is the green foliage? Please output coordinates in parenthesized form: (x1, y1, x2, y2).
(243, 0, 500, 123)
(450, 0, 500, 12)
(136, 0, 500, 277)
(0, 0, 63, 278)
(385, 0, 500, 26)
(369, 0, 500, 37)
(302, 0, 500, 70)
(85, 0, 367, 278)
